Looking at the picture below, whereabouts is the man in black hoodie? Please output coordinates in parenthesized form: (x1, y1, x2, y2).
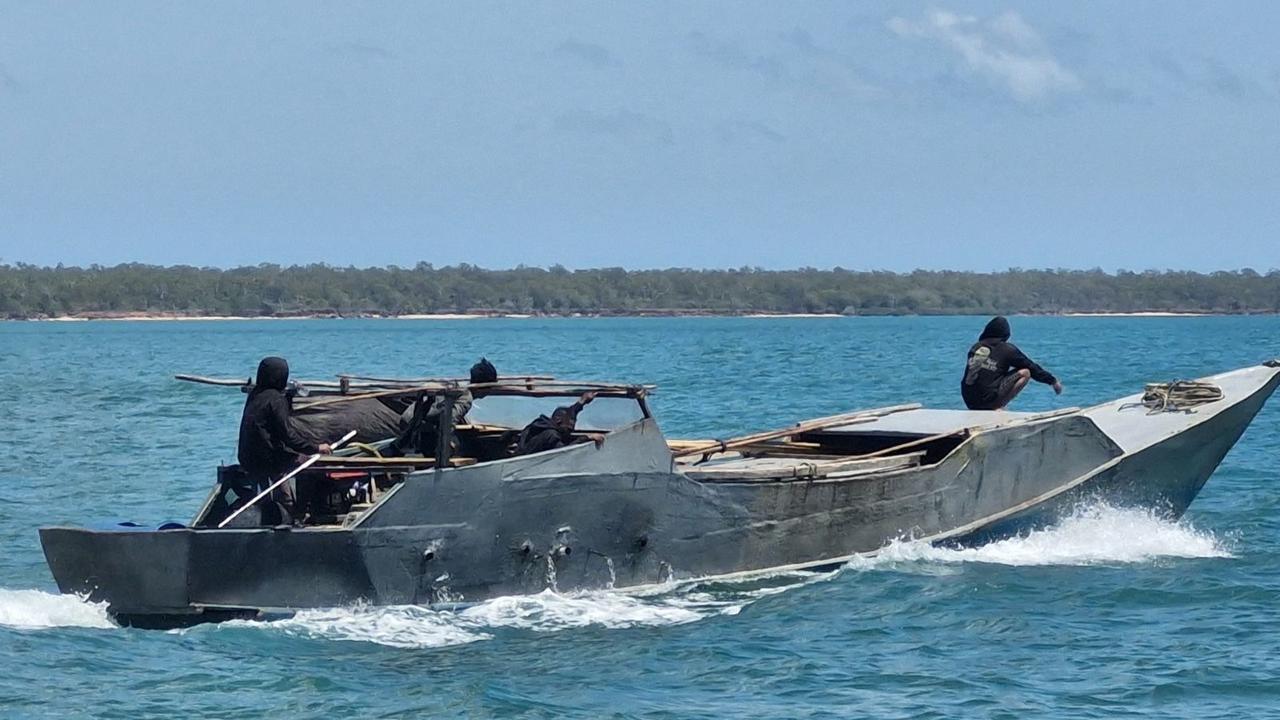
(961, 317, 1063, 410)
(238, 357, 332, 489)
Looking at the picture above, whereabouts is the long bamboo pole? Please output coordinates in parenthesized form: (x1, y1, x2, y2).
(174, 374, 253, 387)
(175, 374, 392, 391)
(294, 384, 457, 409)
(296, 381, 645, 409)
(338, 374, 555, 384)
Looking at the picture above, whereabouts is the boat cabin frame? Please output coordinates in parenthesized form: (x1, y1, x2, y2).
(190, 376, 655, 529)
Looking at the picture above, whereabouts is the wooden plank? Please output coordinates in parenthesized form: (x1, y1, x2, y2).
(684, 452, 924, 481)
(669, 439, 834, 456)
(671, 404, 921, 459)
(338, 373, 555, 384)
(174, 374, 252, 387)
(313, 455, 477, 467)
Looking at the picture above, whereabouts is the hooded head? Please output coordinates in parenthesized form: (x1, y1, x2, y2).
(254, 356, 290, 393)
(470, 357, 498, 385)
(980, 316, 1011, 342)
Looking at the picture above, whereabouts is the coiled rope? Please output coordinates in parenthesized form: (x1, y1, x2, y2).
(1128, 380, 1224, 414)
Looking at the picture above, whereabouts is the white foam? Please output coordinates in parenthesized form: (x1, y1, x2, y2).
(0, 589, 114, 630)
(848, 504, 1231, 570)
(224, 589, 721, 649)
(460, 589, 705, 630)
(241, 604, 492, 649)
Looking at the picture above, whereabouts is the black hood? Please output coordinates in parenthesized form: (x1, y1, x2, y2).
(253, 356, 290, 393)
(980, 316, 1011, 341)
(470, 357, 498, 385)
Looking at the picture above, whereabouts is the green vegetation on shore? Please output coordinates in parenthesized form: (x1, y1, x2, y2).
(2, 263, 1278, 318)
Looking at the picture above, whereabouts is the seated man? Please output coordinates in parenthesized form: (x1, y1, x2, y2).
(961, 316, 1063, 410)
(516, 391, 604, 455)
(390, 357, 498, 456)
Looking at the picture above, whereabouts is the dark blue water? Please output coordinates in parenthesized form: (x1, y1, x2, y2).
(1, 316, 1278, 718)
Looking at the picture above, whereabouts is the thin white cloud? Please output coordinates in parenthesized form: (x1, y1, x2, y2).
(554, 40, 621, 68)
(554, 109, 674, 145)
(888, 9, 1080, 103)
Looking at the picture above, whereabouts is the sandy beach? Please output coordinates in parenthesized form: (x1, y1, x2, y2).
(1062, 311, 1209, 317)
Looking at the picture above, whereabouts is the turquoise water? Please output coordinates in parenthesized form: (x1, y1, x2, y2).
(1, 316, 1279, 718)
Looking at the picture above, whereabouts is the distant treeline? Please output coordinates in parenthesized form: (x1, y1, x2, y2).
(2, 263, 1279, 318)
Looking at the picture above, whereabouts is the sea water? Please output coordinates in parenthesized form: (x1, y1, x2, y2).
(1, 316, 1278, 718)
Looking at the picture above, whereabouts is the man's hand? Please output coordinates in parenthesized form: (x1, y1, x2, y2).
(1052, 381, 1064, 396)
(317, 443, 333, 454)
(579, 391, 599, 405)
(587, 433, 606, 448)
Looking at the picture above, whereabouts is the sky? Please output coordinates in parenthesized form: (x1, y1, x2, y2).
(1, 1, 1278, 272)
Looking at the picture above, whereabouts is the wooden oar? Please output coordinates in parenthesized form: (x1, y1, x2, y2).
(217, 430, 357, 528)
(671, 404, 920, 460)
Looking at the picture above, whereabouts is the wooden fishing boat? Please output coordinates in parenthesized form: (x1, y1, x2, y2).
(40, 360, 1280, 628)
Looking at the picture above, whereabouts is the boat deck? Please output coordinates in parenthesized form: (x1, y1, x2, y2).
(1082, 364, 1280, 453)
(811, 364, 1280, 455)
(818, 408, 1041, 437)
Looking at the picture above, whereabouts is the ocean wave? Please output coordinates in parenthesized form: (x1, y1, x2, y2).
(847, 504, 1231, 570)
(0, 589, 114, 630)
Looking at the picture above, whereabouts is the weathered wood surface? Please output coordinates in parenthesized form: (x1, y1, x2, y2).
(670, 404, 921, 459)
(313, 456, 477, 468)
(682, 451, 925, 481)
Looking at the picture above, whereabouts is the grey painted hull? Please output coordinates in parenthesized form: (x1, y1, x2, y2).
(40, 364, 1280, 627)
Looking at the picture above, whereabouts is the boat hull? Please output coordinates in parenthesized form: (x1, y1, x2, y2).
(40, 364, 1280, 628)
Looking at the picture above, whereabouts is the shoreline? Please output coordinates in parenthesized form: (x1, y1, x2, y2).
(8, 309, 1262, 322)
(1059, 311, 1209, 318)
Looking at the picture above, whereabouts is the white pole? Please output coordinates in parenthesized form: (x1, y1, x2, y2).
(217, 430, 357, 528)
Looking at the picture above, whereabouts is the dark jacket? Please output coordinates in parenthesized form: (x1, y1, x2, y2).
(237, 357, 319, 476)
(961, 317, 1057, 410)
(516, 400, 586, 455)
(390, 389, 474, 456)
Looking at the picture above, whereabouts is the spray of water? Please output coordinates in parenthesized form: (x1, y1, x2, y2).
(0, 589, 113, 630)
(847, 503, 1231, 570)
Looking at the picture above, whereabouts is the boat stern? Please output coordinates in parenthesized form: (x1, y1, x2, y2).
(40, 525, 195, 622)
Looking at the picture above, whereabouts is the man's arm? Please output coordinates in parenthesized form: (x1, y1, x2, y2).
(263, 395, 321, 455)
(1006, 343, 1059, 386)
(567, 391, 598, 417)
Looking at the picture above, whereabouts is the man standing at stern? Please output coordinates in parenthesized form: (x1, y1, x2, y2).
(237, 357, 332, 510)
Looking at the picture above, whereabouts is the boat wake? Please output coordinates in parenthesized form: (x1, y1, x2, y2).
(848, 503, 1232, 570)
(212, 586, 772, 649)
(0, 589, 113, 630)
